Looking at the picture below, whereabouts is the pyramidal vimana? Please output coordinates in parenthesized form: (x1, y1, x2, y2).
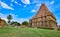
(29, 4, 58, 30)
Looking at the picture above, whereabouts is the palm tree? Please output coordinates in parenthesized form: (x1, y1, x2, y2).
(7, 14, 12, 25)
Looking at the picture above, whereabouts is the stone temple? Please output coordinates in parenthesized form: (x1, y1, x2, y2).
(0, 18, 7, 27)
(29, 4, 58, 30)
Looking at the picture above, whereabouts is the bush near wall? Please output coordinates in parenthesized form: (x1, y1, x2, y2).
(38, 27, 54, 30)
(58, 28, 60, 31)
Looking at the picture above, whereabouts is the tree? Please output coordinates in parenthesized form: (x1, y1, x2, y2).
(7, 14, 12, 25)
(22, 21, 29, 26)
(11, 21, 21, 26)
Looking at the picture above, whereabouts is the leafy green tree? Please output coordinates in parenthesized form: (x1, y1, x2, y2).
(7, 14, 12, 25)
(22, 21, 29, 26)
(11, 21, 21, 26)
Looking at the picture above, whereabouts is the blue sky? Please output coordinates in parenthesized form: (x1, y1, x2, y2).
(0, 0, 60, 25)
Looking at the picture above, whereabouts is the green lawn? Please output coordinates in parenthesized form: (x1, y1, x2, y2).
(0, 27, 60, 37)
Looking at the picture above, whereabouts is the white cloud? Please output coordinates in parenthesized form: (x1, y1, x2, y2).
(21, 0, 30, 4)
(50, 1, 54, 5)
(11, 17, 29, 24)
(31, 9, 36, 12)
(11, 18, 28, 24)
(10, 13, 29, 23)
(14, 1, 21, 6)
(11, 0, 21, 6)
(0, 1, 14, 10)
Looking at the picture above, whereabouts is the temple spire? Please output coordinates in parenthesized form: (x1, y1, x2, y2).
(32, 3, 55, 19)
(29, 3, 58, 30)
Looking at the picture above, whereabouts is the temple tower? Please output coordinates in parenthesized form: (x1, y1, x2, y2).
(29, 4, 58, 30)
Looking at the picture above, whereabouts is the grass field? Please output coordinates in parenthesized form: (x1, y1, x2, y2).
(0, 27, 60, 37)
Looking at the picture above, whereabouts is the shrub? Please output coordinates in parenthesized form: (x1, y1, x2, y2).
(38, 27, 54, 30)
(58, 28, 60, 31)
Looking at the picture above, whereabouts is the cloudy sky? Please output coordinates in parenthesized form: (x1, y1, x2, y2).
(0, 0, 60, 25)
